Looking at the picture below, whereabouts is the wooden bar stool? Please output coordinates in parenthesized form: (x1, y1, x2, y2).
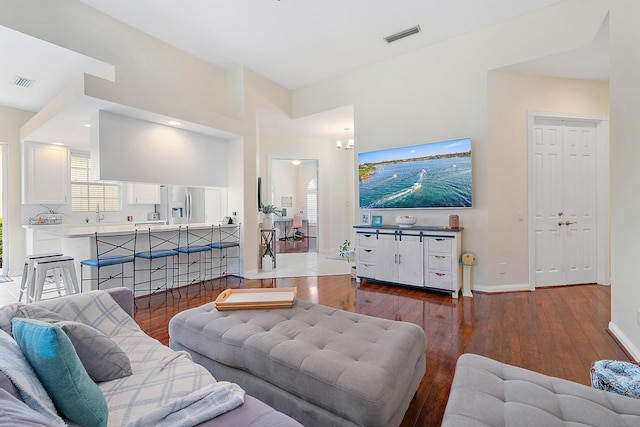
(19, 253, 63, 302)
(31, 255, 80, 302)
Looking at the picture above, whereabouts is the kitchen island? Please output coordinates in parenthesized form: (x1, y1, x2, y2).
(23, 222, 241, 297)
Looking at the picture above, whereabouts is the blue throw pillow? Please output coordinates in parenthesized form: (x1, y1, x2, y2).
(11, 318, 108, 427)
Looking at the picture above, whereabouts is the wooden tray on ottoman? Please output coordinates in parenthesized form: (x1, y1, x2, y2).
(215, 287, 297, 311)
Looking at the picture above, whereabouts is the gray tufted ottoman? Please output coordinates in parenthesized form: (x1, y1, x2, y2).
(169, 299, 426, 427)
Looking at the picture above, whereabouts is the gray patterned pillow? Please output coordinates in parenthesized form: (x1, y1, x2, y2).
(14, 306, 132, 382)
(56, 321, 132, 382)
(15, 305, 66, 323)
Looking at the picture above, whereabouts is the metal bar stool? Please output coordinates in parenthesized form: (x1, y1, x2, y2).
(177, 226, 213, 294)
(31, 255, 80, 302)
(209, 224, 241, 288)
(19, 252, 63, 302)
(80, 232, 136, 294)
(134, 227, 180, 306)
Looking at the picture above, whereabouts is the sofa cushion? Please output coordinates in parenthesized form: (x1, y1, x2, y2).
(169, 299, 427, 427)
(15, 305, 66, 323)
(0, 371, 20, 400)
(12, 318, 108, 427)
(0, 388, 59, 427)
(0, 329, 64, 426)
(57, 321, 132, 382)
(442, 353, 640, 427)
(14, 305, 132, 382)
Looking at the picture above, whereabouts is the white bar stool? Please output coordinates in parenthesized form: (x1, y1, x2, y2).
(31, 255, 80, 302)
(19, 253, 63, 302)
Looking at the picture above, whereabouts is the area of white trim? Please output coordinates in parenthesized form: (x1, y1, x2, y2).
(472, 283, 531, 294)
(608, 321, 640, 362)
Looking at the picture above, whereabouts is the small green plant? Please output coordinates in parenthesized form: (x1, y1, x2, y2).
(260, 204, 282, 216)
(339, 240, 352, 258)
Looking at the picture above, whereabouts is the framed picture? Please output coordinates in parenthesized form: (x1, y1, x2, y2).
(360, 212, 371, 226)
(372, 215, 383, 227)
(281, 196, 293, 207)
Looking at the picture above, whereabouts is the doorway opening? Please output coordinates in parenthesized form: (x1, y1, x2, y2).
(527, 112, 610, 288)
(269, 158, 319, 255)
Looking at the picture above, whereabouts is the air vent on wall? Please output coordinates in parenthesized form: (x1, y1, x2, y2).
(384, 25, 421, 44)
(12, 75, 35, 88)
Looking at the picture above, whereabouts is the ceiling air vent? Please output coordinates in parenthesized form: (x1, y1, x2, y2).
(12, 75, 35, 88)
(384, 25, 421, 44)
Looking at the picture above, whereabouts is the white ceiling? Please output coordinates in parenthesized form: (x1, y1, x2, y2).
(77, 0, 570, 90)
(0, 25, 114, 113)
(0, 0, 609, 148)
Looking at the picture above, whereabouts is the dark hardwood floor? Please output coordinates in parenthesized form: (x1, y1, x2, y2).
(134, 276, 629, 427)
(275, 235, 316, 254)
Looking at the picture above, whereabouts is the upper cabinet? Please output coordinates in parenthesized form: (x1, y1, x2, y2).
(22, 142, 69, 205)
(127, 183, 161, 204)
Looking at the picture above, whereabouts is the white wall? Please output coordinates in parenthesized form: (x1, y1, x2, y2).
(260, 135, 354, 253)
(270, 159, 297, 211)
(0, 106, 35, 275)
(93, 111, 228, 187)
(487, 72, 609, 291)
(292, 0, 609, 291)
(609, 0, 640, 360)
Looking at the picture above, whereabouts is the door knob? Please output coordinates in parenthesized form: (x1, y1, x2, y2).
(558, 221, 564, 226)
(565, 221, 577, 226)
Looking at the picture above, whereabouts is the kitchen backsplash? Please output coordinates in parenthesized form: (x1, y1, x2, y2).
(22, 202, 159, 226)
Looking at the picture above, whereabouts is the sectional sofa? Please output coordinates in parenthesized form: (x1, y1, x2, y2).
(442, 353, 640, 426)
(0, 288, 301, 426)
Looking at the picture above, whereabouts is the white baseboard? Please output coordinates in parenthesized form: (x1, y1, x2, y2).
(471, 283, 532, 293)
(608, 321, 640, 362)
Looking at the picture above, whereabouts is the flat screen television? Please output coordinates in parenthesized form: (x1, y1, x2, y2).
(358, 137, 472, 209)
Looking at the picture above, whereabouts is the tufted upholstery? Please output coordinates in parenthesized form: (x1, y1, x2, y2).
(169, 299, 426, 427)
(442, 354, 640, 426)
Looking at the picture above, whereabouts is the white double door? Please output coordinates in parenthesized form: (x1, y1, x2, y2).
(531, 117, 598, 287)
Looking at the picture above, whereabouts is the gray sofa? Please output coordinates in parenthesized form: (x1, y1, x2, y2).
(0, 288, 301, 426)
(442, 353, 640, 426)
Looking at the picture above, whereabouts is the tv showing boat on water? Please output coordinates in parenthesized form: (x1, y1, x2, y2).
(358, 138, 472, 209)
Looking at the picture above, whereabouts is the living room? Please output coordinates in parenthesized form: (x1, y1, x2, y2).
(1, 0, 640, 425)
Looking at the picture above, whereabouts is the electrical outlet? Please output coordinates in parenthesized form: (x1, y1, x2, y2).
(498, 262, 507, 275)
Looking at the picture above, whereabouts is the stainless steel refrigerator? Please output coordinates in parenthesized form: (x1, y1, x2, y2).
(157, 185, 206, 224)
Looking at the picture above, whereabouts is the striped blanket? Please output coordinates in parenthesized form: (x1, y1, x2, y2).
(0, 291, 244, 426)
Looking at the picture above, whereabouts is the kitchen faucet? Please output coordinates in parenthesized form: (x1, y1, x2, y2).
(96, 204, 104, 223)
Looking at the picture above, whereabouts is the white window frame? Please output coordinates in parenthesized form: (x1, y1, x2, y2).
(70, 152, 121, 212)
(306, 179, 317, 225)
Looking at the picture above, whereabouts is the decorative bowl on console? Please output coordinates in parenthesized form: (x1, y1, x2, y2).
(395, 215, 417, 228)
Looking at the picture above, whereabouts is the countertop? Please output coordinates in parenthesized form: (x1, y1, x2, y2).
(24, 222, 239, 238)
(353, 225, 463, 232)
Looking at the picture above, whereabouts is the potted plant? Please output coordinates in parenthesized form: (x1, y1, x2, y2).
(339, 240, 357, 279)
(260, 204, 281, 229)
(339, 240, 355, 261)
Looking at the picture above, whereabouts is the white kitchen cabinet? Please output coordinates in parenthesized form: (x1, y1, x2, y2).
(25, 228, 62, 255)
(354, 226, 463, 298)
(23, 142, 69, 205)
(376, 233, 424, 287)
(127, 183, 161, 204)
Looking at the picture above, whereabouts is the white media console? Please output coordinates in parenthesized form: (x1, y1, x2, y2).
(354, 225, 463, 298)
